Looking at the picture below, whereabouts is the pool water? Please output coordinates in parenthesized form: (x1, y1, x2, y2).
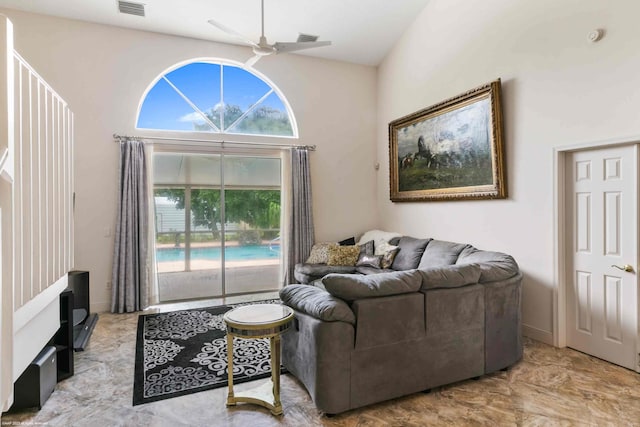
(156, 245, 279, 262)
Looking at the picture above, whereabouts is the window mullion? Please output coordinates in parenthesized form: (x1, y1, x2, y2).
(162, 76, 221, 132)
(226, 88, 274, 133)
(220, 66, 225, 132)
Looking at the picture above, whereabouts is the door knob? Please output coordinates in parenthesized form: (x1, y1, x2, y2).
(611, 264, 634, 273)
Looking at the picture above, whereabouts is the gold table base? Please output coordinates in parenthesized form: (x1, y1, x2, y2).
(226, 335, 283, 415)
(224, 304, 293, 416)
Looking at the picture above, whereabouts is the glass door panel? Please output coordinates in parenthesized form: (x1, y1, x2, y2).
(184, 187, 223, 299)
(223, 156, 282, 295)
(153, 152, 282, 302)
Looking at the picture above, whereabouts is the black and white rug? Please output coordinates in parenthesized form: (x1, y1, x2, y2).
(133, 299, 284, 406)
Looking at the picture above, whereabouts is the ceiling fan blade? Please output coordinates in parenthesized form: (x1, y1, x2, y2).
(245, 54, 262, 67)
(207, 19, 259, 48)
(273, 41, 332, 54)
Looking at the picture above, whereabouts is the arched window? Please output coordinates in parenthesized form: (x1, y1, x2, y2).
(136, 60, 297, 137)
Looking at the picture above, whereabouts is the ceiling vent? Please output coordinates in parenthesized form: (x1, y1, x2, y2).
(118, 1, 145, 17)
(297, 33, 319, 43)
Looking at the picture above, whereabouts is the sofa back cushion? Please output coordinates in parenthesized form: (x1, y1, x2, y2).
(418, 263, 481, 290)
(391, 236, 432, 270)
(456, 246, 520, 282)
(279, 284, 356, 324)
(417, 240, 470, 268)
(322, 270, 422, 301)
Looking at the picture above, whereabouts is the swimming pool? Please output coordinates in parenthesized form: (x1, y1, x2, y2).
(156, 244, 279, 262)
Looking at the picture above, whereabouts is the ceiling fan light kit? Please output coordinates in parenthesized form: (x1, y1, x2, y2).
(207, 0, 332, 66)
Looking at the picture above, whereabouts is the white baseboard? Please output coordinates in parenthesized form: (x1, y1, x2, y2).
(92, 301, 111, 313)
(13, 297, 60, 381)
(522, 323, 554, 346)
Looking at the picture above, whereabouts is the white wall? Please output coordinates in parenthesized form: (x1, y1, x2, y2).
(377, 0, 640, 343)
(1, 9, 379, 312)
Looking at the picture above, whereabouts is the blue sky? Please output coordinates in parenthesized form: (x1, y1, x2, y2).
(137, 62, 290, 132)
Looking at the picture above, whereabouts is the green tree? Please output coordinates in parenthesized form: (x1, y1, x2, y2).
(156, 188, 281, 239)
(192, 104, 292, 135)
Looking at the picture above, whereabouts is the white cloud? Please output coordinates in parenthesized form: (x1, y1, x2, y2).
(178, 111, 206, 123)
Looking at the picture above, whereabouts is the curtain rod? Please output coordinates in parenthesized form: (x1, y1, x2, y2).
(112, 133, 316, 151)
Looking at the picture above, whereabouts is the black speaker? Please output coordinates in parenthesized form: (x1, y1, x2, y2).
(68, 270, 89, 323)
(67, 270, 99, 351)
(12, 346, 57, 410)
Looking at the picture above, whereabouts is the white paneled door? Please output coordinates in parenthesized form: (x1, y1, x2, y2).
(566, 145, 638, 371)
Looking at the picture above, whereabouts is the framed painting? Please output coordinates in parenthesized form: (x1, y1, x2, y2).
(389, 79, 507, 202)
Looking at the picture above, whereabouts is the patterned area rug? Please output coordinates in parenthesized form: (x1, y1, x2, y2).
(133, 299, 283, 406)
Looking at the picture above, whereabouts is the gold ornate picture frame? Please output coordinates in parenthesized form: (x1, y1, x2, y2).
(389, 79, 507, 202)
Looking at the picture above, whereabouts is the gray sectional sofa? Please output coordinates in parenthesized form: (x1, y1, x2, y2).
(279, 237, 522, 414)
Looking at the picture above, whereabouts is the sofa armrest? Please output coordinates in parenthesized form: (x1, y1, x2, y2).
(456, 247, 520, 282)
(418, 263, 481, 290)
(322, 270, 422, 301)
(279, 284, 356, 324)
(294, 263, 357, 284)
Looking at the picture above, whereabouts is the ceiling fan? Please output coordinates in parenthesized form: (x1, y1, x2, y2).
(207, 0, 332, 67)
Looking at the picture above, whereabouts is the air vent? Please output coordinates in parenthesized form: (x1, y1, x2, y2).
(297, 33, 319, 43)
(118, 1, 145, 17)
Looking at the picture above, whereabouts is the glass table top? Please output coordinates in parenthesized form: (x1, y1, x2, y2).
(224, 304, 293, 325)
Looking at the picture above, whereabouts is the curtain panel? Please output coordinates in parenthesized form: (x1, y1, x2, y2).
(111, 139, 152, 313)
(285, 148, 315, 284)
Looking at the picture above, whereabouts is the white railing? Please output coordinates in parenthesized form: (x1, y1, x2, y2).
(0, 16, 74, 406)
(0, 14, 14, 411)
(12, 51, 74, 310)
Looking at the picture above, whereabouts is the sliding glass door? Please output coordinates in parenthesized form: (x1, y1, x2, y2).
(153, 152, 282, 302)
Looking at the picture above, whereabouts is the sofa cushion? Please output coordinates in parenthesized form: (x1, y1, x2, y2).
(355, 266, 395, 275)
(327, 245, 360, 266)
(295, 263, 357, 276)
(418, 240, 470, 268)
(322, 270, 422, 301)
(392, 236, 432, 271)
(456, 246, 520, 282)
(418, 263, 482, 290)
(279, 284, 356, 324)
(306, 242, 339, 264)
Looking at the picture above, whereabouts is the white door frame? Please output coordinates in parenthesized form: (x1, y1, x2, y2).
(553, 134, 640, 348)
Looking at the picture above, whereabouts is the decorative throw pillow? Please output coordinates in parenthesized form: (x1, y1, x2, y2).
(327, 245, 361, 266)
(380, 248, 400, 269)
(338, 236, 356, 246)
(375, 241, 400, 269)
(306, 242, 338, 264)
(356, 254, 383, 268)
(375, 241, 398, 256)
(357, 229, 402, 249)
(357, 240, 375, 264)
(359, 240, 374, 255)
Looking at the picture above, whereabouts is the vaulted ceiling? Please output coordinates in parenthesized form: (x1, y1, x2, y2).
(0, 0, 430, 66)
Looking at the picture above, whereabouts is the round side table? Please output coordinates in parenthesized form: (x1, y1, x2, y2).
(223, 303, 294, 416)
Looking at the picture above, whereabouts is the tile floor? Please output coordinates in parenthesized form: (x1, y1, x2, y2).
(2, 293, 640, 426)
